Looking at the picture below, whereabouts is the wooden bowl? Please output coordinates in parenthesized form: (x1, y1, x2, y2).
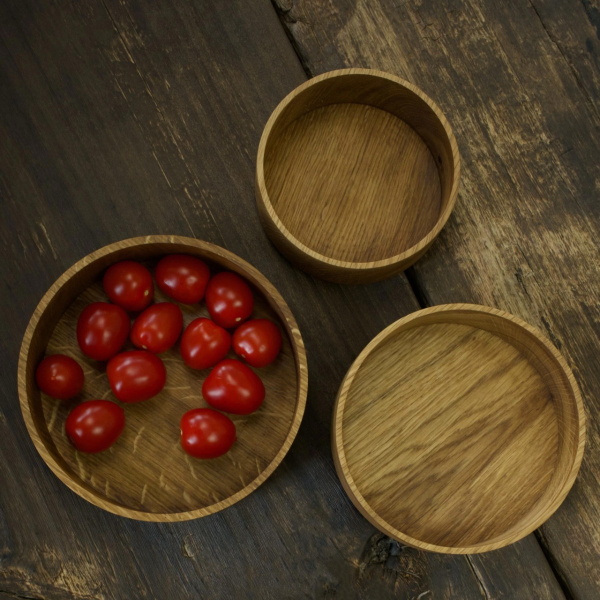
(256, 68, 460, 283)
(18, 236, 308, 521)
(332, 305, 585, 553)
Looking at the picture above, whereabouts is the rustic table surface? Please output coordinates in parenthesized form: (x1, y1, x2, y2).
(1, 1, 599, 599)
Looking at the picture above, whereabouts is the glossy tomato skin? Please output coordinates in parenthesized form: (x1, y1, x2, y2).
(130, 302, 183, 354)
(205, 272, 254, 329)
(180, 408, 236, 459)
(232, 319, 282, 368)
(155, 255, 210, 304)
(180, 318, 231, 370)
(77, 302, 130, 361)
(202, 359, 265, 415)
(103, 261, 154, 312)
(36, 354, 84, 399)
(65, 400, 125, 453)
(107, 350, 166, 403)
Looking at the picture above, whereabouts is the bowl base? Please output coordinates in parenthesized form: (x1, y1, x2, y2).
(343, 322, 559, 548)
(42, 262, 298, 516)
(264, 103, 442, 263)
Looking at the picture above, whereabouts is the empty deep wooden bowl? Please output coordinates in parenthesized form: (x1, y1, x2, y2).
(256, 68, 460, 283)
(18, 236, 308, 521)
(332, 304, 585, 553)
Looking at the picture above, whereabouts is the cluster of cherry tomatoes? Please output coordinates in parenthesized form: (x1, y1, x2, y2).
(35, 255, 282, 459)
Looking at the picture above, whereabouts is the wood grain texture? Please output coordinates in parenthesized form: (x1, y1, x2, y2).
(265, 103, 441, 262)
(274, 0, 600, 594)
(256, 69, 460, 283)
(333, 305, 584, 553)
(18, 236, 307, 520)
(0, 0, 538, 598)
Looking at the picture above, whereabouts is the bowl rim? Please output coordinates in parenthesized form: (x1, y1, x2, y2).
(18, 235, 309, 521)
(256, 68, 461, 272)
(331, 303, 586, 553)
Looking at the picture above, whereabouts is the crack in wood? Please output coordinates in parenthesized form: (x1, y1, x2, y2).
(271, 0, 316, 77)
(580, 0, 600, 40)
(529, 0, 600, 123)
(534, 529, 576, 600)
(465, 556, 491, 600)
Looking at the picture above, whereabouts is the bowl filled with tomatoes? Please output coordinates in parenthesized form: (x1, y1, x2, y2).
(18, 236, 308, 521)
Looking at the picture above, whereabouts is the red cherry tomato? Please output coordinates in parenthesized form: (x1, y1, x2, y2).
(130, 302, 183, 354)
(103, 261, 154, 312)
(202, 359, 265, 415)
(77, 302, 130, 361)
(65, 400, 125, 453)
(155, 255, 210, 304)
(232, 319, 282, 368)
(205, 272, 254, 329)
(180, 318, 231, 370)
(107, 350, 166, 403)
(36, 354, 84, 399)
(180, 408, 236, 459)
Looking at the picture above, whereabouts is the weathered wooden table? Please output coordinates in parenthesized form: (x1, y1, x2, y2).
(1, 1, 598, 598)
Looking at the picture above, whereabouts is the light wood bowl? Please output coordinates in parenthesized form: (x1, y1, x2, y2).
(332, 304, 585, 553)
(18, 236, 308, 521)
(256, 68, 460, 283)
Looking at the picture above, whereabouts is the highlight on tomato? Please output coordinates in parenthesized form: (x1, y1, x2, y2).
(130, 302, 183, 354)
(202, 359, 265, 415)
(103, 260, 154, 312)
(180, 317, 231, 370)
(77, 302, 130, 361)
(36, 354, 84, 399)
(232, 319, 282, 368)
(107, 350, 167, 403)
(65, 400, 125, 453)
(205, 272, 254, 329)
(180, 408, 236, 459)
(155, 255, 210, 304)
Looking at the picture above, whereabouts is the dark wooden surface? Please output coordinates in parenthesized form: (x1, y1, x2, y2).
(0, 0, 596, 598)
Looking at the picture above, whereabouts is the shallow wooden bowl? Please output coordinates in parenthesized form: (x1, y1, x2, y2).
(332, 304, 585, 553)
(18, 236, 308, 521)
(256, 68, 460, 283)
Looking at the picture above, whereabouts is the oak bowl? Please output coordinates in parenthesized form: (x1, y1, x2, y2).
(18, 236, 308, 521)
(256, 68, 460, 283)
(332, 304, 585, 553)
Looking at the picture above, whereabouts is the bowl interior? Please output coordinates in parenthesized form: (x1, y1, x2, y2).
(22, 242, 301, 518)
(263, 73, 456, 264)
(337, 308, 581, 550)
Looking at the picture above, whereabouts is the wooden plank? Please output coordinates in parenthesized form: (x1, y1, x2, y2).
(272, 0, 600, 597)
(529, 0, 600, 109)
(0, 0, 496, 598)
(466, 538, 570, 599)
